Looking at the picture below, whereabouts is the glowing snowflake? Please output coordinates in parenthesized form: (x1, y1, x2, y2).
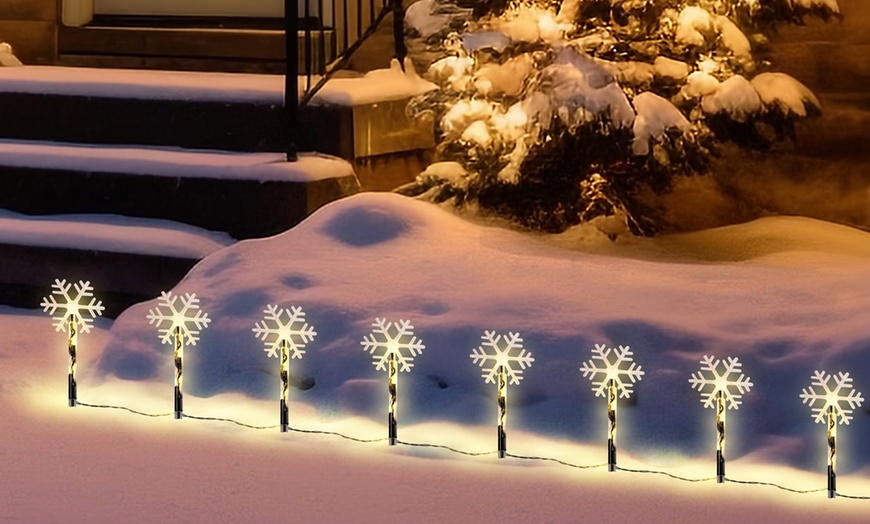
(253, 304, 317, 359)
(146, 291, 211, 346)
(689, 355, 753, 410)
(361, 318, 425, 372)
(470, 331, 534, 385)
(41, 279, 105, 333)
(800, 370, 865, 425)
(580, 344, 645, 398)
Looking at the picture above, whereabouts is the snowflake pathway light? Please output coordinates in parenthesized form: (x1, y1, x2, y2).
(689, 355, 753, 483)
(361, 318, 425, 445)
(253, 305, 317, 432)
(146, 291, 211, 419)
(41, 279, 105, 407)
(800, 370, 865, 498)
(470, 331, 534, 458)
(580, 344, 644, 471)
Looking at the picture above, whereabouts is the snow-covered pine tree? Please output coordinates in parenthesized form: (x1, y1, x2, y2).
(401, 0, 839, 235)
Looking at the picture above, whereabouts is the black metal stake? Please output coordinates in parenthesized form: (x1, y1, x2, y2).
(388, 353, 398, 445)
(174, 326, 183, 420)
(607, 379, 616, 472)
(497, 365, 507, 459)
(68, 319, 77, 407)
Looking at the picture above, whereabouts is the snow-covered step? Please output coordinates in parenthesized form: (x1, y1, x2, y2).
(0, 65, 436, 159)
(0, 211, 234, 317)
(0, 140, 359, 239)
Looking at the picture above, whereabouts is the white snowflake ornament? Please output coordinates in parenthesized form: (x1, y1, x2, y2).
(470, 331, 534, 385)
(800, 370, 864, 425)
(689, 355, 753, 410)
(253, 304, 317, 359)
(41, 279, 104, 333)
(146, 291, 211, 346)
(580, 344, 644, 398)
(361, 318, 425, 372)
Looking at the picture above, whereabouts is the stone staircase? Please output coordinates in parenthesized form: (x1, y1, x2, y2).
(0, 66, 360, 316)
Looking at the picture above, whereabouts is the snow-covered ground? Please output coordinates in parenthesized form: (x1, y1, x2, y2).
(3, 193, 869, 522)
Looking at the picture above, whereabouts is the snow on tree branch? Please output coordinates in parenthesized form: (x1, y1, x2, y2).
(404, 0, 837, 235)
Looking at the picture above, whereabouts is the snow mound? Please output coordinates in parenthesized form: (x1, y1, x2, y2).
(97, 194, 870, 472)
(751, 72, 820, 117)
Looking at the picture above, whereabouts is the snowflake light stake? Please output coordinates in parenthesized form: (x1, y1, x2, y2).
(470, 331, 534, 458)
(146, 291, 211, 419)
(361, 318, 425, 445)
(689, 355, 753, 483)
(253, 305, 317, 432)
(41, 279, 105, 407)
(579, 344, 645, 471)
(800, 370, 865, 499)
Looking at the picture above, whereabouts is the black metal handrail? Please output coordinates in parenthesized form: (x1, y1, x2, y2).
(284, 0, 406, 160)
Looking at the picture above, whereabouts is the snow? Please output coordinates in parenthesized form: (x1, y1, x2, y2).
(425, 55, 475, 92)
(546, 48, 635, 128)
(419, 161, 467, 183)
(440, 99, 494, 140)
(701, 75, 762, 121)
(0, 42, 23, 67)
(675, 7, 752, 65)
(473, 54, 533, 97)
(653, 56, 692, 82)
(0, 139, 354, 182)
(751, 72, 821, 117)
(676, 6, 714, 48)
(631, 92, 691, 155)
(404, 0, 471, 39)
(681, 71, 721, 99)
(0, 63, 435, 106)
(461, 30, 512, 53)
(790, 0, 840, 12)
(314, 58, 437, 106)
(4, 192, 870, 521)
(0, 209, 233, 258)
(460, 120, 493, 147)
(714, 15, 753, 64)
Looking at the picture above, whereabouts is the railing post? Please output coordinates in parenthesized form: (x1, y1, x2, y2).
(284, 0, 299, 161)
(391, 0, 406, 65)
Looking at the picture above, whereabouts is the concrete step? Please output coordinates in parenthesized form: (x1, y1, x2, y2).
(0, 211, 233, 317)
(0, 66, 354, 156)
(0, 140, 359, 239)
(59, 22, 336, 74)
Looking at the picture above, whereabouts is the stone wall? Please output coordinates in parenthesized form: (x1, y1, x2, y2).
(0, 0, 57, 65)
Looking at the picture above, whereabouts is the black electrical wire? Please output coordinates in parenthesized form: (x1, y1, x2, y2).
(73, 400, 869, 500)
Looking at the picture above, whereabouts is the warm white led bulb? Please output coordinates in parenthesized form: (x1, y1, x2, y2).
(580, 344, 644, 398)
(361, 318, 425, 372)
(469, 331, 534, 385)
(41, 279, 104, 333)
(800, 370, 864, 425)
(253, 304, 317, 359)
(146, 291, 211, 346)
(689, 355, 753, 410)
